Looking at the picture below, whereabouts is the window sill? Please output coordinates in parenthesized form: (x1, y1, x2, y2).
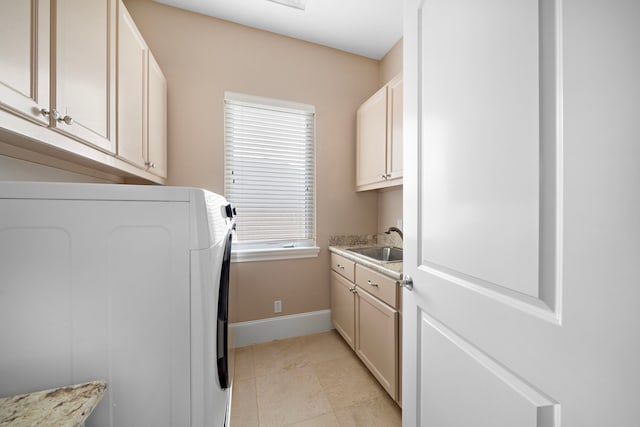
(231, 245, 321, 263)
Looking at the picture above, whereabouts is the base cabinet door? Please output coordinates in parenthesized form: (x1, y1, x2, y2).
(355, 286, 398, 400)
(330, 271, 356, 350)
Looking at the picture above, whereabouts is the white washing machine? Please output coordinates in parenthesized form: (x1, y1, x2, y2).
(0, 182, 235, 427)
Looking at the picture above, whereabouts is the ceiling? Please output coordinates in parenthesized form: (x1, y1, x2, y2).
(152, 0, 403, 60)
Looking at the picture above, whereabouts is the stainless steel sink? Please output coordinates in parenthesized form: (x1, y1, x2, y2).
(347, 246, 403, 262)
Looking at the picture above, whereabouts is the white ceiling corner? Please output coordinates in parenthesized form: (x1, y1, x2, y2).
(152, 0, 403, 59)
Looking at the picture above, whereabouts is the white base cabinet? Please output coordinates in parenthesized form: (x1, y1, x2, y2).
(330, 252, 400, 402)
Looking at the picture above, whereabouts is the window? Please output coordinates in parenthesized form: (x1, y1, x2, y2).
(224, 92, 319, 262)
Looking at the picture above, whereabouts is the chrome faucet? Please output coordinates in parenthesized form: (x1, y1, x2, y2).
(385, 226, 403, 240)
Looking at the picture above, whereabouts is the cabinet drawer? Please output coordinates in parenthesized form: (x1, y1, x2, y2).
(355, 264, 397, 308)
(331, 253, 355, 282)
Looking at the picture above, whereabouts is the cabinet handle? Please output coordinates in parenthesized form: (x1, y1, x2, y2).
(349, 287, 357, 294)
(43, 109, 63, 121)
(336, 264, 344, 270)
(385, 173, 392, 178)
(367, 279, 379, 288)
(380, 174, 388, 180)
(57, 114, 73, 125)
(145, 161, 157, 169)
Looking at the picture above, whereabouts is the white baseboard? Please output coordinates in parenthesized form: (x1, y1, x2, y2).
(230, 309, 333, 347)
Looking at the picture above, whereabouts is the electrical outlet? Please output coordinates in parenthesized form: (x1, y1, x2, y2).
(274, 300, 282, 313)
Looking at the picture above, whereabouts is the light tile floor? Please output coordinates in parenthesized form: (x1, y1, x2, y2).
(230, 330, 402, 427)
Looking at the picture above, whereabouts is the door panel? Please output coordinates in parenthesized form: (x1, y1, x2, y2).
(330, 271, 355, 349)
(148, 52, 168, 178)
(0, 3, 31, 97)
(117, 3, 148, 168)
(54, 0, 116, 152)
(356, 85, 388, 187)
(0, 0, 50, 125)
(355, 287, 397, 399)
(420, 0, 541, 299)
(419, 313, 556, 427)
(387, 76, 403, 180)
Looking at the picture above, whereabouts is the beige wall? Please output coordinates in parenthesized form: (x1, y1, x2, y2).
(378, 39, 404, 234)
(380, 38, 403, 85)
(378, 186, 403, 234)
(124, 0, 380, 322)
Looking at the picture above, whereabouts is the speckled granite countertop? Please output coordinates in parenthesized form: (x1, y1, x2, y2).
(0, 381, 106, 427)
(329, 245, 403, 280)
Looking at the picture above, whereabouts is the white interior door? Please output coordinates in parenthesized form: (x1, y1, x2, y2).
(402, 0, 640, 426)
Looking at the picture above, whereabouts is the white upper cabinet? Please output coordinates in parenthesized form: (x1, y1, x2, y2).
(357, 85, 387, 188)
(0, 0, 167, 183)
(116, 0, 167, 179)
(52, 0, 117, 153)
(356, 74, 403, 191)
(0, 1, 50, 126)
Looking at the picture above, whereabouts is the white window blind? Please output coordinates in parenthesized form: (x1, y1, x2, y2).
(224, 93, 315, 247)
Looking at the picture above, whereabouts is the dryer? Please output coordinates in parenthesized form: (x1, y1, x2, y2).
(0, 182, 235, 426)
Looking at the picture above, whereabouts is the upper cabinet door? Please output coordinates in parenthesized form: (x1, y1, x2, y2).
(117, 3, 148, 169)
(53, 0, 116, 153)
(147, 52, 167, 178)
(356, 85, 388, 188)
(386, 75, 403, 180)
(0, 1, 50, 125)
